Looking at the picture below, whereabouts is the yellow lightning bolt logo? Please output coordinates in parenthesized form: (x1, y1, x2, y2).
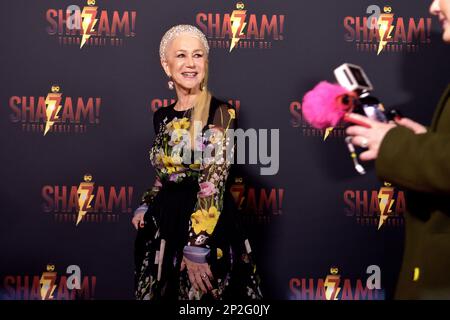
(323, 127, 334, 141)
(76, 174, 95, 226)
(80, 2, 98, 49)
(40, 265, 57, 300)
(229, 2, 247, 52)
(324, 268, 341, 300)
(44, 86, 62, 136)
(377, 182, 395, 229)
(377, 10, 395, 55)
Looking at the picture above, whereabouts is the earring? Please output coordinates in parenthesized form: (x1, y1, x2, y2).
(168, 77, 174, 90)
(200, 79, 205, 91)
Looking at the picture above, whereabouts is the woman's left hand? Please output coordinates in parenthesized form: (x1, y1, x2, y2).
(345, 113, 396, 161)
(180, 256, 214, 293)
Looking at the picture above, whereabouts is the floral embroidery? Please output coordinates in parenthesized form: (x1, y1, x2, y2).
(166, 117, 190, 132)
(149, 117, 197, 184)
(198, 181, 218, 198)
(191, 205, 220, 234)
(187, 107, 235, 247)
(146, 107, 235, 247)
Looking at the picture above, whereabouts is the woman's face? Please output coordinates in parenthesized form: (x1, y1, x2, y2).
(162, 34, 207, 92)
(430, 0, 450, 42)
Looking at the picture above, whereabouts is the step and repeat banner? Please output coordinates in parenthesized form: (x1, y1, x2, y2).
(1, 0, 449, 300)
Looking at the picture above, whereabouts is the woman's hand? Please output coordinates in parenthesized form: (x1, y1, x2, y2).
(345, 113, 396, 161)
(132, 204, 148, 229)
(345, 113, 427, 161)
(395, 117, 427, 134)
(180, 255, 213, 293)
(131, 211, 145, 230)
(131, 212, 145, 229)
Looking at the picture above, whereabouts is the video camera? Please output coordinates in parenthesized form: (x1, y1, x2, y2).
(334, 63, 402, 175)
(334, 63, 402, 123)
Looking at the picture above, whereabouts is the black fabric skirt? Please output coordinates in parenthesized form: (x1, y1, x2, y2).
(134, 177, 262, 300)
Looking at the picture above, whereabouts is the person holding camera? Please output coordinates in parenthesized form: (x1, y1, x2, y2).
(345, 0, 450, 299)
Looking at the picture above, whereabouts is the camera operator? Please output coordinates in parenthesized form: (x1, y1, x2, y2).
(345, 0, 450, 299)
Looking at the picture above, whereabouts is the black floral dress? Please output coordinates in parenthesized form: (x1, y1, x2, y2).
(134, 97, 262, 300)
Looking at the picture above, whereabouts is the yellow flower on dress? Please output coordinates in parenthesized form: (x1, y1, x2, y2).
(227, 109, 235, 119)
(153, 150, 165, 167)
(191, 206, 221, 235)
(161, 154, 184, 174)
(166, 117, 190, 133)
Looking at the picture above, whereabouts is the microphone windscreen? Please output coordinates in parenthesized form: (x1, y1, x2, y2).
(302, 81, 352, 129)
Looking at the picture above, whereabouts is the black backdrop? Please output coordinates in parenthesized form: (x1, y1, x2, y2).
(1, 0, 449, 300)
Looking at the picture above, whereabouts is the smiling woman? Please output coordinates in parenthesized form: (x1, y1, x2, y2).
(131, 25, 262, 301)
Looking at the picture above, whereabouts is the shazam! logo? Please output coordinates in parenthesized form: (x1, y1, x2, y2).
(46, 0, 137, 48)
(289, 266, 384, 300)
(343, 5, 432, 54)
(343, 185, 405, 228)
(8, 85, 101, 134)
(41, 174, 134, 224)
(196, 2, 285, 51)
(1, 264, 96, 300)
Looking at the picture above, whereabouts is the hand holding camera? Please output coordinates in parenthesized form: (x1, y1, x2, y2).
(302, 63, 418, 174)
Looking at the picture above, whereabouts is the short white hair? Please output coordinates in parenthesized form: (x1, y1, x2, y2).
(159, 24, 210, 60)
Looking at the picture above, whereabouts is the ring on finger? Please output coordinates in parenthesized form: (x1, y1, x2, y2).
(361, 137, 368, 148)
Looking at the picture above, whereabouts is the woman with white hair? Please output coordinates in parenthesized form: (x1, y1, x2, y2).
(132, 25, 262, 300)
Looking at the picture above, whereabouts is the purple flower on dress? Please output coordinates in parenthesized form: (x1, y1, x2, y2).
(169, 173, 186, 182)
(198, 181, 218, 198)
